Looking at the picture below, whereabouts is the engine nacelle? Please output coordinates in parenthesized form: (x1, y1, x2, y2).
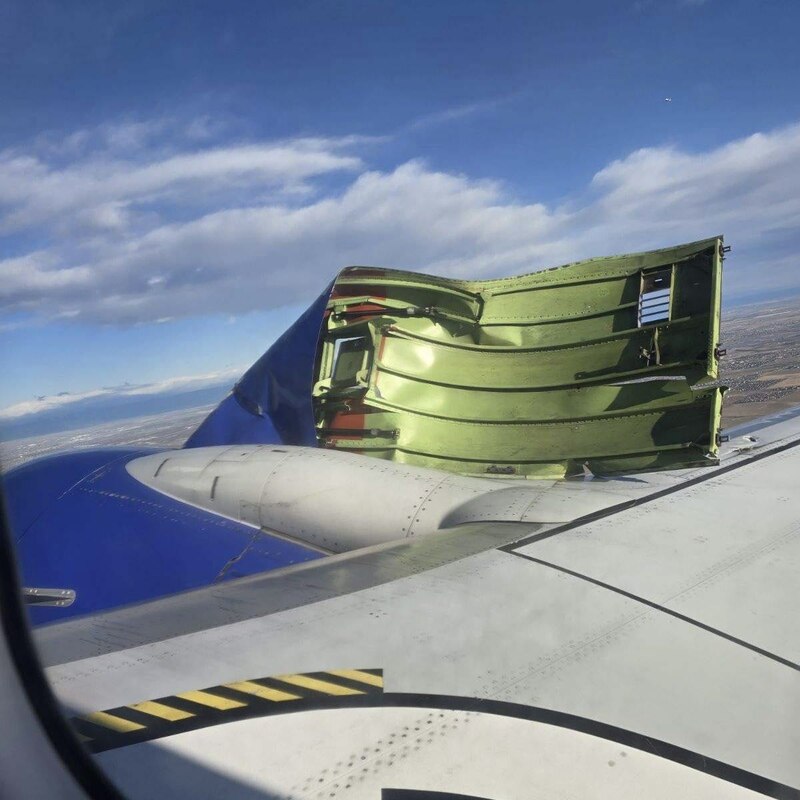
(126, 445, 634, 552)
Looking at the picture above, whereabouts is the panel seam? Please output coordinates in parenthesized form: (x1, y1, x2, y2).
(504, 549, 799, 672)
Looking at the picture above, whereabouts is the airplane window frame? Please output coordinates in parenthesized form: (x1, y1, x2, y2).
(0, 492, 125, 800)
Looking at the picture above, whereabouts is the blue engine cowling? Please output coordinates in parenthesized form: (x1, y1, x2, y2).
(3, 282, 335, 624)
(184, 281, 332, 449)
(4, 448, 322, 624)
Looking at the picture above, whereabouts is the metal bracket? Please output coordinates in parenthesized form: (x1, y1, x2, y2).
(320, 427, 400, 440)
(23, 587, 76, 607)
(332, 305, 443, 322)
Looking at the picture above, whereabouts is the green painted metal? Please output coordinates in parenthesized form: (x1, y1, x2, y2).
(313, 237, 726, 478)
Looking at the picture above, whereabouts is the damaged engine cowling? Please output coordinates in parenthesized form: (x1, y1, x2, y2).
(188, 237, 726, 479)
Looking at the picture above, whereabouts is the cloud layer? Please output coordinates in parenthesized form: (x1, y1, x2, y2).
(0, 366, 243, 421)
(2, 119, 799, 324)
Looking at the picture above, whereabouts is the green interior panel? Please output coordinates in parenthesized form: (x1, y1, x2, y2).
(313, 237, 726, 478)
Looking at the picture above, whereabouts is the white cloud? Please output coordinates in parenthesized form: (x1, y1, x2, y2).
(1, 119, 799, 325)
(401, 95, 520, 133)
(0, 367, 244, 420)
(0, 135, 363, 235)
(0, 389, 110, 420)
(0, 252, 94, 314)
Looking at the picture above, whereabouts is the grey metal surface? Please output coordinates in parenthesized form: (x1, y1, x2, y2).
(516, 437, 800, 663)
(49, 544, 800, 788)
(725, 403, 800, 440)
(126, 444, 684, 552)
(38, 419, 794, 667)
(38, 408, 800, 794)
(36, 521, 536, 666)
(95, 707, 762, 800)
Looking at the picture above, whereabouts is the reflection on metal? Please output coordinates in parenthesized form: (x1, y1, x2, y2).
(22, 587, 75, 607)
(313, 237, 726, 478)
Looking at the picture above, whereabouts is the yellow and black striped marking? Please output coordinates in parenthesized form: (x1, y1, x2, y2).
(71, 668, 383, 754)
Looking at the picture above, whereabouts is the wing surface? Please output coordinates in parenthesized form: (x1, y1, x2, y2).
(37, 409, 800, 797)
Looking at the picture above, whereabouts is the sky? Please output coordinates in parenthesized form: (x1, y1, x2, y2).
(1, 0, 799, 422)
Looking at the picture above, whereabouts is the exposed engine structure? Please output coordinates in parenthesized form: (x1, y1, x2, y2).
(313, 237, 725, 477)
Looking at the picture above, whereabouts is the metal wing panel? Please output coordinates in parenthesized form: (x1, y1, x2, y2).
(511, 436, 800, 663)
(91, 708, 765, 800)
(47, 542, 800, 789)
(41, 416, 800, 791)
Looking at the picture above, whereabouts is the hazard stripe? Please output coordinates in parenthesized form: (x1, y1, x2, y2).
(81, 711, 145, 733)
(71, 668, 384, 754)
(273, 673, 362, 696)
(224, 680, 300, 702)
(176, 690, 246, 710)
(129, 700, 194, 722)
(326, 668, 384, 688)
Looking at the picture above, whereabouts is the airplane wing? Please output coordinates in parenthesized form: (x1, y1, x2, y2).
(33, 407, 800, 799)
(7, 236, 730, 625)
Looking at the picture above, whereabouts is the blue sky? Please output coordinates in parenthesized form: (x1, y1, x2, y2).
(1, 0, 799, 420)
